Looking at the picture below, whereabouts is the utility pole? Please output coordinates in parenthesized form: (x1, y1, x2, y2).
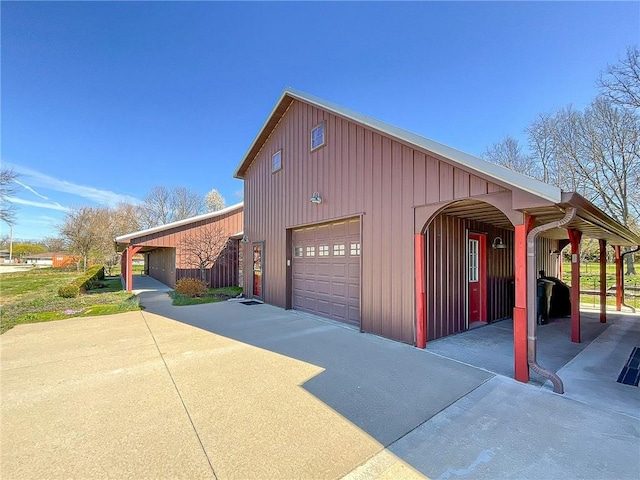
(9, 224, 13, 262)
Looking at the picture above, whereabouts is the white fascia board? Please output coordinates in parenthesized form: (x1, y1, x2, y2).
(115, 202, 244, 243)
(284, 88, 562, 204)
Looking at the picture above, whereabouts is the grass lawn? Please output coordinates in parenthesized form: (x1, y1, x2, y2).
(0, 269, 140, 334)
(169, 286, 243, 306)
(562, 262, 640, 309)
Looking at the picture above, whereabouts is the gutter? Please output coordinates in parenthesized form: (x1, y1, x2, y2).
(621, 246, 640, 313)
(527, 207, 577, 394)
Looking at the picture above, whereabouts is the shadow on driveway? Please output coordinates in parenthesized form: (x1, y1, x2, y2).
(138, 289, 494, 448)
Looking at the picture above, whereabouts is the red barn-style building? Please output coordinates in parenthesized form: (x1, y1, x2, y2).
(234, 88, 639, 387)
(116, 203, 244, 292)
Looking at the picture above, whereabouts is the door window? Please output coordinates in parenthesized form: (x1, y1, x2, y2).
(468, 239, 479, 282)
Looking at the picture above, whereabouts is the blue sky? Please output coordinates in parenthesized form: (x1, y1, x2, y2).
(2, 1, 638, 241)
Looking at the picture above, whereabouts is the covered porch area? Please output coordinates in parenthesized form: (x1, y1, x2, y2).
(426, 309, 639, 416)
(414, 191, 640, 393)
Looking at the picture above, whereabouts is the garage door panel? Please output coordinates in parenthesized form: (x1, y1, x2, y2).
(317, 299, 331, 316)
(331, 303, 347, 321)
(292, 218, 360, 327)
(317, 279, 330, 295)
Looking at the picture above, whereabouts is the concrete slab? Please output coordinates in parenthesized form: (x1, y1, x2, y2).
(1, 310, 426, 480)
(140, 298, 495, 447)
(425, 312, 613, 386)
(543, 312, 640, 419)
(389, 375, 640, 480)
(141, 312, 385, 479)
(1, 314, 215, 480)
(6, 274, 635, 480)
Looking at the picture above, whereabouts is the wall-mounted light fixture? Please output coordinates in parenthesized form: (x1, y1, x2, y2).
(492, 236, 507, 249)
(549, 249, 560, 256)
(310, 192, 323, 204)
(240, 235, 250, 243)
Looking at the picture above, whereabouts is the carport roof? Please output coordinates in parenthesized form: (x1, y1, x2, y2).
(115, 202, 243, 245)
(531, 192, 640, 246)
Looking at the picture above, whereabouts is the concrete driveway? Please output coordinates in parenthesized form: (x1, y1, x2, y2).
(1, 276, 638, 479)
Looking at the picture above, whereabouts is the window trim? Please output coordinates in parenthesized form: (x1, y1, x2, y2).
(272, 149, 282, 173)
(310, 122, 326, 151)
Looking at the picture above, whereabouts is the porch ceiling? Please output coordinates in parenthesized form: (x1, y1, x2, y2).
(441, 200, 514, 230)
(439, 193, 639, 247)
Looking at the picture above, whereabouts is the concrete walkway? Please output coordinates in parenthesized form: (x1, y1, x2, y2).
(1, 275, 638, 479)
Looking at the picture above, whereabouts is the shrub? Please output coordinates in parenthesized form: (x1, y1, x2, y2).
(58, 284, 80, 298)
(175, 278, 208, 297)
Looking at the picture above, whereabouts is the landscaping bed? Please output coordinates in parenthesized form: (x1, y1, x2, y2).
(169, 286, 243, 306)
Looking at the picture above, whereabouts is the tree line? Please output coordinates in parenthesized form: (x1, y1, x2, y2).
(0, 180, 227, 270)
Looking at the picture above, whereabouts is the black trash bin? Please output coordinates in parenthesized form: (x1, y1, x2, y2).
(537, 279, 554, 325)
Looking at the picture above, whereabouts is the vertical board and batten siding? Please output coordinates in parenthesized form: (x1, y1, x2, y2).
(148, 248, 175, 288)
(243, 99, 514, 344)
(425, 214, 558, 340)
(537, 237, 560, 278)
(131, 209, 243, 288)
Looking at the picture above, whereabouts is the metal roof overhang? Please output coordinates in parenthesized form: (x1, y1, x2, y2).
(114, 202, 244, 249)
(525, 192, 640, 246)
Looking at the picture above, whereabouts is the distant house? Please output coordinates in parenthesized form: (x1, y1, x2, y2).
(116, 203, 244, 292)
(23, 252, 79, 268)
(233, 88, 640, 386)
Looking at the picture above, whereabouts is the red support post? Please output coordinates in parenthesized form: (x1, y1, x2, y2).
(126, 246, 142, 293)
(599, 239, 607, 323)
(127, 245, 134, 293)
(614, 246, 622, 311)
(568, 229, 582, 343)
(414, 233, 427, 349)
(513, 214, 534, 383)
(121, 248, 128, 291)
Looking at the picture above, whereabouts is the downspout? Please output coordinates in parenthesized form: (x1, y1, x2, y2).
(527, 207, 577, 394)
(621, 246, 640, 313)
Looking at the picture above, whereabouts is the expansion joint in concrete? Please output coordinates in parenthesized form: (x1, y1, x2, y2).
(141, 312, 218, 480)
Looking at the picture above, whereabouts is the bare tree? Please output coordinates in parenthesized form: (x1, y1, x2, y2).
(110, 203, 141, 239)
(139, 186, 204, 228)
(59, 206, 106, 271)
(526, 113, 560, 185)
(178, 224, 229, 284)
(598, 46, 640, 110)
(483, 136, 541, 179)
(205, 188, 226, 212)
(1, 167, 19, 225)
(524, 99, 639, 274)
(42, 237, 67, 252)
(549, 98, 639, 228)
(171, 186, 204, 221)
(139, 186, 172, 229)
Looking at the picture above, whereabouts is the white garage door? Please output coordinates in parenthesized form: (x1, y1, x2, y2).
(292, 218, 360, 326)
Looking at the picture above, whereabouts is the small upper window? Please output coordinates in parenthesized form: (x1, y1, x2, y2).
(294, 246, 303, 258)
(311, 123, 325, 151)
(350, 243, 360, 256)
(333, 244, 345, 256)
(319, 245, 329, 256)
(272, 150, 282, 172)
(306, 246, 316, 257)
